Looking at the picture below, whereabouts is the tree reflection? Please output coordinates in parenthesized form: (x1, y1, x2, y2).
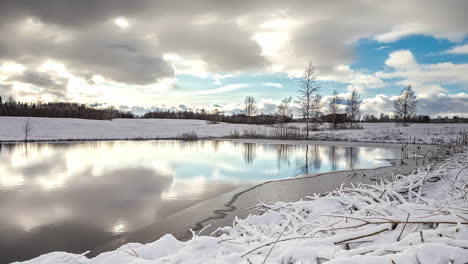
(345, 147, 360, 171)
(312, 145, 321, 170)
(242, 143, 256, 165)
(328, 146, 337, 171)
(275, 144, 292, 170)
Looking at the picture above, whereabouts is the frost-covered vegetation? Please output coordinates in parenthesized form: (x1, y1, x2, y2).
(17, 134, 468, 263)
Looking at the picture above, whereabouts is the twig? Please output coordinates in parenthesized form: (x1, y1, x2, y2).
(397, 213, 410, 241)
(262, 219, 292, 264)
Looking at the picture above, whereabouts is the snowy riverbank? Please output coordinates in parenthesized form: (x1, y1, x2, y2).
(1, 116, 468, 143)
(16, 142, 468, 263)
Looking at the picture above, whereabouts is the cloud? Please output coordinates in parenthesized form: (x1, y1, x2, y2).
(8, 70, 69, 98)
(374, 23, 428, 43)
(384, 50, 419, 70)
(447, 44, 468, 54)
(186, 83, 250, 95)
(263, 82, 282, 88)
(377, 50, 468, 98)
(361, 94, 396, 115)
(0, 19, 174, 85)
(0, 0, 467, 83)
(0, 0, 467, 115)
(320, 65, 385, 92)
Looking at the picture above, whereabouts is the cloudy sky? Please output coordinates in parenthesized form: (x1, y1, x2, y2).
(0, 0, 467, 116)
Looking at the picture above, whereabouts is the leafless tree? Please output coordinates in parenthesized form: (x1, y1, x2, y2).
(244, 96, 257, 125)
(311, 94, 323, 129)
(296, 62, 320, 137)
(328, 90, 341, 129)
(244, 96, 257, 117)
(346, 90, 361, 129)
(394, 85, 417, 127)
(276, 96, 292, 132)
(23, 118, 33, 142)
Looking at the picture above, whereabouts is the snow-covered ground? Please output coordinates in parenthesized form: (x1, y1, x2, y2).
(306, 123, 468, 144)
(0, 117, 272, 141)
(16, 143, 468, 263)
(1, 116, 468, 143)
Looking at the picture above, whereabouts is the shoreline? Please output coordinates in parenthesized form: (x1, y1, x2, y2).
(0, 135, 432, 146)
(88, 140, 428, 257)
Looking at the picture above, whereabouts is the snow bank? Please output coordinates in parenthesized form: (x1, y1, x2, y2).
(1, 116, 468, 143)
(16, 142, 468, 263)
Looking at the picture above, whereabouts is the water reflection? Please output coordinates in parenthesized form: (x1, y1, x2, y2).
(0, 140, 398, 262)
(243, 143, 256, 165)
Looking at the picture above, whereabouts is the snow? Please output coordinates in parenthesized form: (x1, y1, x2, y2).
(1, 116, 468, 143)
(14, 136, 468, 263)
(0, 117, 273, 141)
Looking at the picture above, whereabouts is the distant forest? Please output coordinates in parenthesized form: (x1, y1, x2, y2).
(141, 109, 287, 125)
(0, 96, 134, 120)
(1, 95, 467, 124)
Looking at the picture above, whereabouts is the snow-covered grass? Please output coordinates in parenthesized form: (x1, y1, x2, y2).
(306, 123, 468, 144)
(16, 136, 468, 263)
(1, 116, 468, 144)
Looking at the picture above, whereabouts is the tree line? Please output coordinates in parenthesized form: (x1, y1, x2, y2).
(142, 108, 289, 125)
(0, 96, 134, 120)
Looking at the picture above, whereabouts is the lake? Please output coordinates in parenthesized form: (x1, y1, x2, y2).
(0, 140, 399, 263)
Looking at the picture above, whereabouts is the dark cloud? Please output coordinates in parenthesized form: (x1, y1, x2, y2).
(0, 0, 153, 28)
(8, 70, 68, 98)
(157, 20, 268, 72)
(0, 21, 174, 85)
(0, 84, 12, 97)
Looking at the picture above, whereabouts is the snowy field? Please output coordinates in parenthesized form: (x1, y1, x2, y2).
(16, 143, 468, 263)
(0, 117, 269, 141)
(1, 116, 468, 144)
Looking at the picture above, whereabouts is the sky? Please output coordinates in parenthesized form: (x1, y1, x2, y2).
(0, 0, 467, 117)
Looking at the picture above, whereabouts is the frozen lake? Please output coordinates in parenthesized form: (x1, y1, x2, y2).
(0, 140, 399, 263)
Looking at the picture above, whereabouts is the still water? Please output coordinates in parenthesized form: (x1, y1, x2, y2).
(0, 140, 398, 262)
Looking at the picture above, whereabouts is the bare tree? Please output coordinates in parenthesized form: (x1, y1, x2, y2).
(346, 90, 361, 129)
(311, 94, 323, 129)
(276, 96, 292, 134)
(312, 94, 323, 120)
(394, 85, 417, 127)
(244, 96, 257, 116)
(244, 96, 257, 124)
(23, 118, 33, 142)
(296, 62, 320, 137)
(328, 90, 340, 129)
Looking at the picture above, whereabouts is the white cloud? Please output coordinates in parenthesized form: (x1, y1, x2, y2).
(447, 44, 468, 54)
(384, 50, 419, 70)
(263, 82, 282, 88)
(377, 50, 468, 98)
(361, 94, 396, 115)
(212, 74, 233, 85)
(320, 65, 385, 92)
(186, 83, 250, 95)
(374, 23, 427, 43)
(114, 17, 130, 29)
